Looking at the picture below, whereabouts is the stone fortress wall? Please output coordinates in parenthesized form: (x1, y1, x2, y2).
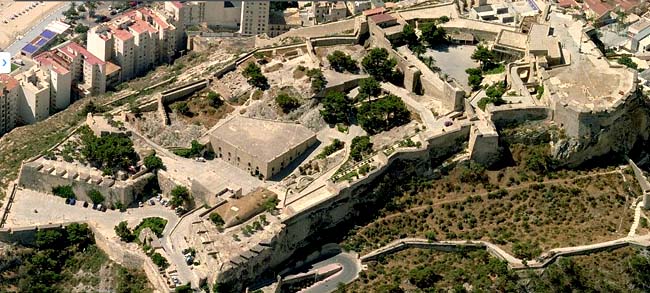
(213, 123, 472, 285)
(17, 162, 155, 206)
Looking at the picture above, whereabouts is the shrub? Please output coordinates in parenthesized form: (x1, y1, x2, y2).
(306, 68, 327, 93)
(115, 221, 135, 242)
(357, 95, 410, 134)
(53, 185, 76, 199)
(170, 185, 191, 207)
(174, 102, 191, 116)
(320, 91, 353, 124)
(327, 50, 358, 73)
(150, 252, 169, 269)
(87, 189, 105, 204)
(362, 48, 397, 81)
(618, 56, 638, 70)
(408, 266, 441, 289)
(144, 152, 165, 172)
(207, 91, 223, 108)
(79, 125, 138, 175)
(262, 197, 279, 212)
(209, 212, 225, 227)
(317, 139, 344, 159)
(242, 63, 268, 89)
(350, 136, 373, 161)
(512, 241, 542, 260)
(134, 217, 168, 238)
(275, 93, 301, 113)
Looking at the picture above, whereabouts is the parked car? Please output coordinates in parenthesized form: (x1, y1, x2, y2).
(100, 206, 107, 212)
(444, 121, 453, 127)
(149, 199, 155, 206)
(65, 198, 71, 204)
(70, 198, 76, 205)
(139, 201, 144, 207)
(83, 201, 89, 208)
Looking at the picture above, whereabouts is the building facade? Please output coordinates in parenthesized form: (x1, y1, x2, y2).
(0, 75, 19, 135)
(240, 1, 270, 36)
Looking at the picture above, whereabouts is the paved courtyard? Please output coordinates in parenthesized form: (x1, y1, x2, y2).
(5, 188, 179, 237)
(423, 44, 478, 92)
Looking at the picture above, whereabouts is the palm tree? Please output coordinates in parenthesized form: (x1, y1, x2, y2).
(411, 44, 426, 58)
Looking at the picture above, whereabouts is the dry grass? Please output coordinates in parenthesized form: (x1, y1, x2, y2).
(343, 164, 637, 258)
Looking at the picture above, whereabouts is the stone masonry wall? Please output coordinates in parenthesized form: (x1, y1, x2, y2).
(17, 164, 155, 206)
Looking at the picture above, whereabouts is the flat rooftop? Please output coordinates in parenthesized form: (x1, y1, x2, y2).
(546, 18, 635, 110)
(209, 116, 316, 163)
(496, 30, 528, 50)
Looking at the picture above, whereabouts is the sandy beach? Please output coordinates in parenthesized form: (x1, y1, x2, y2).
(0, 1, 66, 50)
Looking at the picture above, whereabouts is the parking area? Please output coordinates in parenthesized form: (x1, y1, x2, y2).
(4, 188, 179, 238)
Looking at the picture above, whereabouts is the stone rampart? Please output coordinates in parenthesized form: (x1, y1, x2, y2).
(213, 124, 471, 286)
(17, 162, 155, 206)
(488, 105, 549, 128)
(160, 79, 209, 105)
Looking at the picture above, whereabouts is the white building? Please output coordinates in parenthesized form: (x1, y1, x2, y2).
(0, 74, 19, 135)
(240, 1, 270, 36)
(16, 67, 50, 124)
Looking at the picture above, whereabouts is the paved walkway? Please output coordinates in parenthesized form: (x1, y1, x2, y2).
(361, 235, 650, 270)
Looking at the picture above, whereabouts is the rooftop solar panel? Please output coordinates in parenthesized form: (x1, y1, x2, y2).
(22, 44, 38, 54)
(41, 30, 56, 39)
(36, 39, 48, 46)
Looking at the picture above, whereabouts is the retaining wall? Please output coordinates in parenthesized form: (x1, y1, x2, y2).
(17, 163, 155, 207)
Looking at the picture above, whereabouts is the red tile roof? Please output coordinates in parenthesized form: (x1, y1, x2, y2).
(558, 0, 578, 8)
(34, 52, 70, 75)
(370, 13, 396, 24)
(616, 0, 639, 11)
(363, 7, 386, 16)
(112, 28, 134, 41)
(129, 20, 157, 34)
(59, 42, 105, 66)
(0, 74, 19, 91)
(585, 0, 613, 16)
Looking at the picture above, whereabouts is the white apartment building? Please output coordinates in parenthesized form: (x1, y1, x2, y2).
(16, 67, 50, 124)
(0, 75, 19, 135)
(165, 1, 241, 29)
(87, 7, 177, 81)
(240, 1, 270, 36)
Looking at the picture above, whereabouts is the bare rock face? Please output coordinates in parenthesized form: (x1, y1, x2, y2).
(552, 96, 650, 166)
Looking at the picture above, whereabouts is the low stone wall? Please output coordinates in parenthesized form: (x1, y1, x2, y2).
(488, 105, 549, 128)
(17, 163, 155, 206)
(160, 79, 209, 105)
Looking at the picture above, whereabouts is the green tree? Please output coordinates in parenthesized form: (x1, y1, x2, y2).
(114, 221, 135, 242)
(472, 45, 496, 70)
(209, 212, 225, 227)
(401, 24, 419, 47)
(420, 22, 447, 46)
(357, 95, 411, 134)
(74, 24, 89, 34)
(144, 152, 165, 172)
(150, 252, 169, 269)
(618, 56, 638, 70)
(65, 223, 92, 246)
(170, 185, 191, 207)
(358, 77, 381, 101)
(320, 91, 353, 124)
(207, 91, 223, 108)
(307, 68, 327, 93)
(628, 255, 650, 290)
(350, 136, 373, 161)
(275, 93, 301, 113)
(242, 63, 268, 89)
(87, 189, 105, 204)
(79, 126, 138, 175)
(362, 48, 397, 81)
(327, 50, 358, 73)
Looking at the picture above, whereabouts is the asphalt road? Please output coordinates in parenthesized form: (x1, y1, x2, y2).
(301, 252, 361, 293)
(5, 3, 71, 56)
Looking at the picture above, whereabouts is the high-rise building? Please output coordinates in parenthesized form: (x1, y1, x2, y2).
(0, 74, 19, 135)
(240, 1, 270, 36)
(87, 7, 177, 81)
(15, 67, 50, 124)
